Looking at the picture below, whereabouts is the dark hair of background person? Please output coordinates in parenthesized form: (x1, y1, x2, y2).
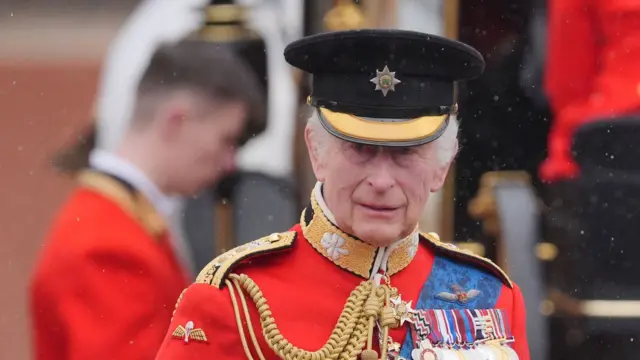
(52, 39, 265, 173)
(133, 39, 265, 134)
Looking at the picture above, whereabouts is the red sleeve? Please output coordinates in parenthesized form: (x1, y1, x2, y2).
(545, 0, 597, 114)
(37, 245, 177, 360)
(155, 283, 251, 359)
(511, 284, 530, 360)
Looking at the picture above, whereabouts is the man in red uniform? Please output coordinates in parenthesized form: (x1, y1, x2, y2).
(29, 15, 264, 360)
(156, 30, 530, 360)
(541, 0, 640, 182)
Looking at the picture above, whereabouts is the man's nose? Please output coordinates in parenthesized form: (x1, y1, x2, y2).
(366, 159, 395, 191)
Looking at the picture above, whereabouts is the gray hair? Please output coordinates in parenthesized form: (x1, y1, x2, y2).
(306, 110, 459, 166)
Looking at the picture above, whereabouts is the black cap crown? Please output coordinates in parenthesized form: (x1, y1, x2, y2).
(284, 29, 485, 146)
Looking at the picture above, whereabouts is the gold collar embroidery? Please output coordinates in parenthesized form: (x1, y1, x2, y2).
(77, 170, 167, 238)
(300, 191, 419, 278)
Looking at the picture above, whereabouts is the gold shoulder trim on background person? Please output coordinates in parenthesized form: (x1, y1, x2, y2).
(76, 169, 166, 238)
(196, 231, 297, 289)
(421, 232, 514, 288)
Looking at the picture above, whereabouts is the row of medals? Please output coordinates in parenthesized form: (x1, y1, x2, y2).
(384, 291, 519, 360)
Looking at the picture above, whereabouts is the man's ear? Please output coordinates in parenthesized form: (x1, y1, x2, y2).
(157, 98, 190, 140)
(430, 138, 458, 193)
(304, 125, 326, 182)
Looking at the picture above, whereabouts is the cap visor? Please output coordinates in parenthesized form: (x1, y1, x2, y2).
(318, 107, 448, 147)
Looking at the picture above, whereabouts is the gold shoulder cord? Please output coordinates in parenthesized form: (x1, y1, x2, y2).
(224, 274, 397, 360)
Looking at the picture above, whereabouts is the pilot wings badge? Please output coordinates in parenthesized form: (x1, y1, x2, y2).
(172, 320, 208, 344)
(435, 284, 481, 304)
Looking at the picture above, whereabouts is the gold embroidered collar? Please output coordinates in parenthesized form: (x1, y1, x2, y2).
(77, 170, 167, 238)
(300, 190, 419, 279)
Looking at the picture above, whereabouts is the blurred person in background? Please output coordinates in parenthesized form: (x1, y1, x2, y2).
(541, 0, 640, 182)
(155, 29, 530, 360)
(29, 1, 264, 359)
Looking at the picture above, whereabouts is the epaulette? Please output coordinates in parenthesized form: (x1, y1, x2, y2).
(421, 232, 513, 288)
(196, 231, 297, 289)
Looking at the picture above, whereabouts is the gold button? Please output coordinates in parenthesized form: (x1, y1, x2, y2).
(536, 242, 558, 261)
(268, 233, 280, 242)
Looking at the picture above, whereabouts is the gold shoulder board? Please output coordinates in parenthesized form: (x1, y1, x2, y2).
(196, 231, 297, 289)
(421, 232, 513, 288)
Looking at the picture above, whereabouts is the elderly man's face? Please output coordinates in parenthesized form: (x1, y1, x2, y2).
(306, 126, 453, 246)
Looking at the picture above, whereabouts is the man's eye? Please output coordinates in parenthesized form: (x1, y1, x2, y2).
(353, 144, 367, 152)
(342, 143, 378, 163)
(352, 144, 376, 153)
(393, 147, 413, 155)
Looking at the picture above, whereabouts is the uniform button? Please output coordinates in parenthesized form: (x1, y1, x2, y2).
(269, 233, 280, 242)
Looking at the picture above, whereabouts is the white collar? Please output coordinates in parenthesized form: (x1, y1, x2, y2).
(88, 149, 184, 220)
(313, 181, 338, 225)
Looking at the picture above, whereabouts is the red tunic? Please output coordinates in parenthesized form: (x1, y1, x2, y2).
(155, 195, 529, 359)
(30, 170, 189, 360)
(541, 0, 640, 182)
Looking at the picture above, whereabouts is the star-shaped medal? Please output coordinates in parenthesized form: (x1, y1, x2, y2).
(370, 65, 401, 97)
(390, 295, 416, 326)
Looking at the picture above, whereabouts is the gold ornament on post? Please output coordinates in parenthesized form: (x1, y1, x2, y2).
(324, 0, 367, 31)
(198, 3, 261, 43)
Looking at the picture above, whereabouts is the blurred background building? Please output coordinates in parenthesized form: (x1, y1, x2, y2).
(2, 0, 640, 359)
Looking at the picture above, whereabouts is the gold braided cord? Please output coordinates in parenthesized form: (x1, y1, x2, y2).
(226, 279, 258, 360)
(227, 273, 392, 360)
(170, 288, 188, 322)
(379, 287, 392, 357)
(231, 278, 267, 360)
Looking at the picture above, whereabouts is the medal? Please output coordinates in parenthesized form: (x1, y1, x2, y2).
(439, 347, 464, 360)
(486, 341, 510, 360)
(474, 344, 498, 360)
(411, 348, 438, 360)
(411, 340, 439, 360)
(390, 294, 417, 326)
(459, 348, 484, 360)
(501, 344, 519, 360)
